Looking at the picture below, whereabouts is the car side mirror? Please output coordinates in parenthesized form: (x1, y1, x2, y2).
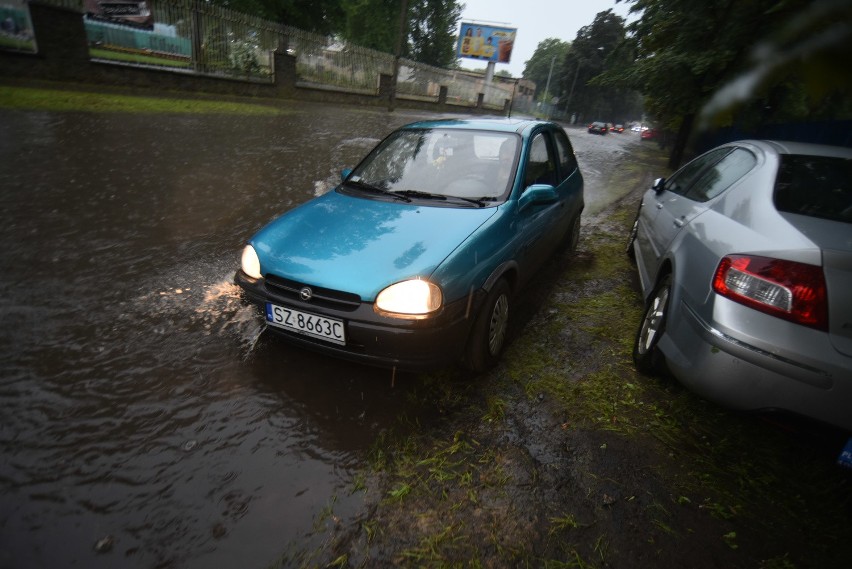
(341, 168, 352, 182)
(652, 177, 666, 193)
(519, 184, 558, 210)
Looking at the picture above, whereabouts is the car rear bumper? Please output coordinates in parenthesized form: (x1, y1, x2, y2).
(235, 270, 481, 371)
(659, 299, 852, 432)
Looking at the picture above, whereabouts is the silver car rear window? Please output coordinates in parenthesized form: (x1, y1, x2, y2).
(774, 155, 852, 224)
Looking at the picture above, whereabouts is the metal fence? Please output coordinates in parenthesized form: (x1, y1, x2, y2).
(7, 0, 518, 108)
(286, 25, 393, 93)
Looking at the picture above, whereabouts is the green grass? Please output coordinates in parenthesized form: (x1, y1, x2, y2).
(0, 85, 289, 114)
(331, 178, 852, 567)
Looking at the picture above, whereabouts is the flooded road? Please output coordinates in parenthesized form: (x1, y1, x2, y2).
(0, 106, 642, 568)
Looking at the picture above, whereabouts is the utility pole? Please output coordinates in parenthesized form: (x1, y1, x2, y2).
(542, 55, 555, 120)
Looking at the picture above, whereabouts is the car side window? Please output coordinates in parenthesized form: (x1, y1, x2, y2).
(685, 148, 757, 202)
(664, 148, 730, 196)
(524, 132, 557, 188)
(553, 130, 578, 184)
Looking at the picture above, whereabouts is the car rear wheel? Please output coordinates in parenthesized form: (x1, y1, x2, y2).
(465, 279, 511, 373)
(626, 206, 640, 260)
(633, 274, 670, 374)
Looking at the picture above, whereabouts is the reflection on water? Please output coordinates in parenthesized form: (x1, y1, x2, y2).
(0, 104, 437, 568)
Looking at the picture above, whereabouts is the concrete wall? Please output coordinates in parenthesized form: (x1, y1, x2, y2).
(1, 2, 508, 114)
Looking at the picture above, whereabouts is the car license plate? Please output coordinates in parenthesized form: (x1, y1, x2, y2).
(265, 302, 346, 345)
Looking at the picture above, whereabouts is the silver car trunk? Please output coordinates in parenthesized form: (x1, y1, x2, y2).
(780, 212, 852, 357)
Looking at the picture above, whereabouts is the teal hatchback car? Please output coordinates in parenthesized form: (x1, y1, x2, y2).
(235, 118, 584, 372)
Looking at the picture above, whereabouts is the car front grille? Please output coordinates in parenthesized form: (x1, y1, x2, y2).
(264, 274, 362, 312)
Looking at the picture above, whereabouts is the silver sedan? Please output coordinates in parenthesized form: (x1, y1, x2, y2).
(628, 140, 852, 432)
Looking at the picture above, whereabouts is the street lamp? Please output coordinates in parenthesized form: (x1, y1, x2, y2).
(541, 54, 555, 120)
(564, 46, 604, 123)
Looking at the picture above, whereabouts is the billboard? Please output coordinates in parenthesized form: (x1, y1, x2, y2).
(457, 22, 516, 64)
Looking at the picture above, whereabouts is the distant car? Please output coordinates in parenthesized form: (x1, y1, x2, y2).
(628, 140, 852, 431)
(612, 124, 625, 133)
(640, 128, 659, 140)
(631, 125, 642, 132)
(588, 121, 608, 135)
(236, 118, 584, 372)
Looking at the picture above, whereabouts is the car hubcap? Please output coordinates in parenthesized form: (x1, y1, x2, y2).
(488, 294, 509, 355)
(638, 286, 668, 354)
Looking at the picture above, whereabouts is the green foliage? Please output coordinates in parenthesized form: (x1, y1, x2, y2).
(522, 38, 570, 97)
(0, 86, 287, 115)
(406, 0, 463, 68)
(604, 0, 851, 166)
(210, 0, 345, 34)
(211, 0, 463, 68)
(556, 10, 642, 123)
(341, 0, 400, 52)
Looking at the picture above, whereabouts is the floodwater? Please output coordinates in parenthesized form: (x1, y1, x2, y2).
(0, 105, 641, 568)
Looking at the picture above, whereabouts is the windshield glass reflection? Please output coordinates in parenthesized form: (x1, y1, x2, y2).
(350, 128, 519, 201)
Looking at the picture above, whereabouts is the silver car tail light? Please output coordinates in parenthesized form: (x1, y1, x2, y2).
(712, 255, 828, 331)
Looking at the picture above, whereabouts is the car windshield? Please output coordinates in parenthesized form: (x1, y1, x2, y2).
(774, 155, 852, 224)
(345, 128, 519, 204)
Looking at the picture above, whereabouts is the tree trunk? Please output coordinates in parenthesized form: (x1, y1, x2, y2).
(668, 112, 695, 170)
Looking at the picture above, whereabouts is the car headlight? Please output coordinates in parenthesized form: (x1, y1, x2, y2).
(374, 279, 442, 318)
(241, 245, 262, 279)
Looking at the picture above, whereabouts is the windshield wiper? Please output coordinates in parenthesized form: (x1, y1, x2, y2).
(445, 195, 497, 207)
(393, 189, 447, 201)
(344, 179, 411, 202)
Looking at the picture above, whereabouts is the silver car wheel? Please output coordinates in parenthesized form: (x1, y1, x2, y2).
(637, 285, 669, 355)
(466, 278, 512, 373)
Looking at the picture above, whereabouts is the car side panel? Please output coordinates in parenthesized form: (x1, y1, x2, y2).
(654, 208, 852, 430)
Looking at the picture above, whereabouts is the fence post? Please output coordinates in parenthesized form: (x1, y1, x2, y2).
(190, 0, 204, 73)
(30, 2, 88, 62)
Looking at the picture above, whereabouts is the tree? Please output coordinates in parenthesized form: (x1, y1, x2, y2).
(699, 0, 852, 129)
(522, 38, 570, 99)
(341, 0, 399, 52)
(209, 0, 463, 67)
(339, 0, 461, 67)
(603, 0, 849, 167)
(210, 0, 345, 35)
(558, 10, 639, 123)
(406, 0, 462, 68)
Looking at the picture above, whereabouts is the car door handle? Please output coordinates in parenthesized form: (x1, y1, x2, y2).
(674, 217, 685, 227)
(656, 203, 663, 209)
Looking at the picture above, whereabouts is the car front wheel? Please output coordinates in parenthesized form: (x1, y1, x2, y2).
(465, 278, 511, 373)
(633, 274, 670, 374)
(565, 214, 581, 254)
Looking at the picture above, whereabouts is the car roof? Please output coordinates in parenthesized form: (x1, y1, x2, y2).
(400, 117, 557, 136)
(727, 139, 852, 159)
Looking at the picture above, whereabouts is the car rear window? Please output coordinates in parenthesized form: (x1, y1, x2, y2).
(774, 155, 852, 224)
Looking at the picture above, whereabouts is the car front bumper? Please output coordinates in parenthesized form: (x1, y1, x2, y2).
(235, 270, 483, 371)
(659, 298, 852, 432)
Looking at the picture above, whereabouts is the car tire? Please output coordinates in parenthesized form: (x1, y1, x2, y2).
(633, 274, 671, 375)
(465, 278, 511, 373)
(626, 205, 641, 260)
(562, 214, 581, 255)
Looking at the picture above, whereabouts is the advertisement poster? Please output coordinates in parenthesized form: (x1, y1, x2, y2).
(0, 0, 37, 52)
(457, 22, 516, 64)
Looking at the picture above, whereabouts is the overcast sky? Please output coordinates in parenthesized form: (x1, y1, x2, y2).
(457, 0, 635, 77)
